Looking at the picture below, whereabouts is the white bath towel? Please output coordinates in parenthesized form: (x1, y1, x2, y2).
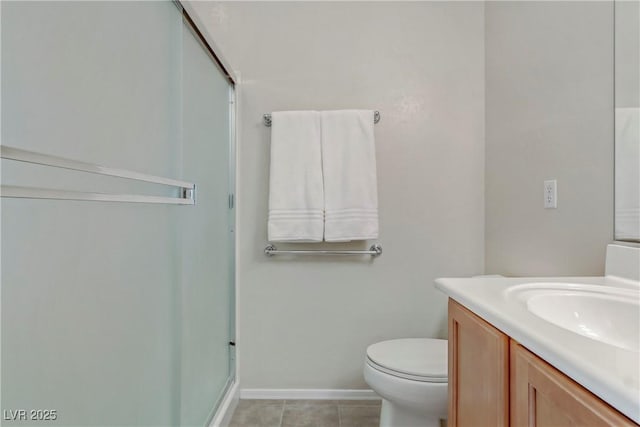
(321, 110, 379, 241)
(268, 111, 324, 242)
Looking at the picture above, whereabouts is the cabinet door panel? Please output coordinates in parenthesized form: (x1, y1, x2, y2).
(448, 299, 509, 427)
(510, 341, 637, 427)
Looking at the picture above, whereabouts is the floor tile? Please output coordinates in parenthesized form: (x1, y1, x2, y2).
(339, 405, 380, 427)
(229, 400, 284, 427)
(281, 402, 339, 427)
(228, 399, 384, 427)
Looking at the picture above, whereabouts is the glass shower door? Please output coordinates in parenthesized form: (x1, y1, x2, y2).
(1, 2, 235, 426)
(179, 17, 235, 427)
(1, 2, 184, 425)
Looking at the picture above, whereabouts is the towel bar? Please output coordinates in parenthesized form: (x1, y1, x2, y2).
(264, 244, 382, 257)
(1, 146, 195, 204)
(263, 111, 380, 127)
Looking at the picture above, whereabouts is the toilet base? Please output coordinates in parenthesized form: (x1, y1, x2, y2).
(379, 399, 442, 427)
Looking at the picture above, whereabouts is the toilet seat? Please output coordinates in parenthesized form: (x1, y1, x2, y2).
(366, 338, 447, 383)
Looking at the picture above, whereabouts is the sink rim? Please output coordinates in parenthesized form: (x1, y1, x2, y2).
(504, 282, 640, 300)
(505, 282, 640, 352)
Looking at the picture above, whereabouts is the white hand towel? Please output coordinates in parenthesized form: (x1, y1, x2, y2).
(321, 110, 379, 242)
(268, 111, 324, 242)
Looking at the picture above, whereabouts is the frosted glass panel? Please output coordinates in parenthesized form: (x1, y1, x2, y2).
(1, 2, 234, 426)
(179, 21, 234, 427)
(1, 200, 180, 426)
(1, 2, 182, 425)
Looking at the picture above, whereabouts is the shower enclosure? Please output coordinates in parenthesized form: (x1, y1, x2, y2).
(1, 2, 235, 425)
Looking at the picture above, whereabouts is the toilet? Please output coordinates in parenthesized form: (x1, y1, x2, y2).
(364, 338, 448, 427)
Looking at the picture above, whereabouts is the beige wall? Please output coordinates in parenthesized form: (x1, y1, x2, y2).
(485, 1, 614, 276)
(190, 0, 616, 390)
(190, 1, 486, 389)
(615, 0, 640, 108)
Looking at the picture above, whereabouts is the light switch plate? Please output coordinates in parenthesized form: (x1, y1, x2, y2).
(544, 179, 557, 209)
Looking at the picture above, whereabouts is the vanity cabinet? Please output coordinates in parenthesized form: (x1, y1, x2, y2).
(448, 298, 509, 426)
(448, 298, 638, 427)
(511, 342, 636, 427)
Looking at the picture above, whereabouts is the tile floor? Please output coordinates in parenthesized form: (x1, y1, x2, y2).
(229, 399, 381, 427)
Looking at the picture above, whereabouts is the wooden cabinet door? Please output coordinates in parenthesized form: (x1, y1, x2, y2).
(448, 298, 510, 427)
(510, 341, 637, 427)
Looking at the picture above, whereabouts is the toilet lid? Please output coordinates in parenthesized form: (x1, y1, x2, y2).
(366, 338, 447, 382)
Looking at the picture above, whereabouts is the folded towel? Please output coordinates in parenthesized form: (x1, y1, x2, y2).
(321, 110, 379, 241)
(268, 111, 324, 242)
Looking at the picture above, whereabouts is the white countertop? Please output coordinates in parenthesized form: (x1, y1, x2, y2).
(435, 275, 640, 423)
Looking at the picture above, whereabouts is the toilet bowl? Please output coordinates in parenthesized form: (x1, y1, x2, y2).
(364, 338, 448, 427)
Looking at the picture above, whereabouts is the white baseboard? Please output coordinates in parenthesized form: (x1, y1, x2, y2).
(239, 388, 380, 401)
(209, 381, 240, 427)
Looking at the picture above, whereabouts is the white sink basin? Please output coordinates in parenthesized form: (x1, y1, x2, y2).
(506, 283, 640, 352)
